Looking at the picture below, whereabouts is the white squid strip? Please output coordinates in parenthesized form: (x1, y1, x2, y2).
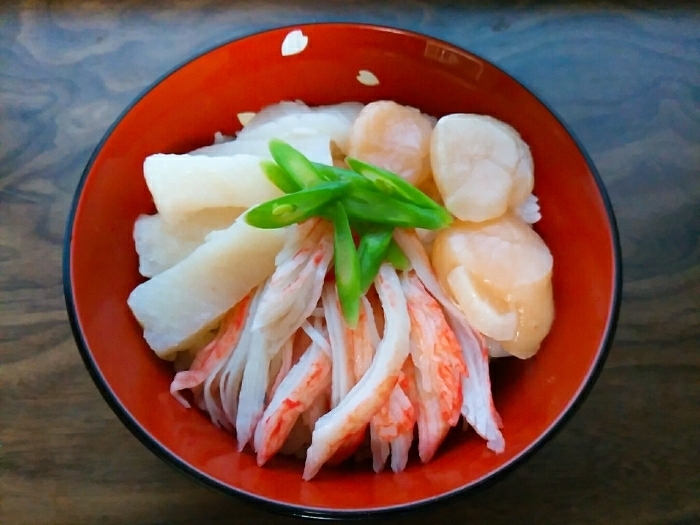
(303, 264, 410, 480)
(394, 230, 505, 453)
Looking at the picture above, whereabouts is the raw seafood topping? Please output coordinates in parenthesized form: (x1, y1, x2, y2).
(127, 100, 554, 479)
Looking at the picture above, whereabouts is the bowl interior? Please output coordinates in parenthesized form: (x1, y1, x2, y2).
(66, 24, 619, 514)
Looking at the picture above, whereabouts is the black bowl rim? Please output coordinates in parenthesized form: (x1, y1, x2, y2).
(63, 21, 623, 520)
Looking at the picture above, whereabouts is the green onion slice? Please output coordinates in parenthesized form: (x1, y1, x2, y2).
(260, 159, 302, 194)
(358, 227, 394, 294)
(269, 139, 325, 188)
(342, 187, 450, 230)
(345, 157, 452, 224)
(245, 181, 350, 229)
(385, 240, 411, 271)
(330, 202, 361, 327)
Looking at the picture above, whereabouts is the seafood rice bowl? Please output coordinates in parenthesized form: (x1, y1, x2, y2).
(64, 23, 621, 517)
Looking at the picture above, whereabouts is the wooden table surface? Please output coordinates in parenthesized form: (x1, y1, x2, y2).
(1, 1, 699, 524)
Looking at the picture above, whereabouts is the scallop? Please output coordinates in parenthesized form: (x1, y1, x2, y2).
(347, 101, 435, 186)
(431, 114, 534, 222)
(431, 214, 554, 358)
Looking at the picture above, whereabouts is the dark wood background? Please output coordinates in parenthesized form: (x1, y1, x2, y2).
(1, 1, 698, 524)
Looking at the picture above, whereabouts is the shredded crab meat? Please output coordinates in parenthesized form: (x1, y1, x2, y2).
(201, 351, 235, 431)
(168, 219, 510, 473)
(322, 283, 355, 408)
(303, 263, 410, 480)
(234, 330, 269, 449)
(200, 367, 230, 430)
(322, 284, 367, 464)
(268, 335, 294, 400)
(129, 100, 562, 480)
(371, 369, 416, 472)
(349, 296, 389, 472)
(301, 319, 330, 355)
(253, 219, 334, 345)
(302, 385, 331, 432)
(169, 294, 252, 408)
(299, 317, 333, 439)
(214, 286, 265, 429)
(394, 229, 505, 453)
(253, 333, 332, 466)
(235, 220, 334, 450)
(371, 364, 414, 431)
(484, 336, 511, 358)
(401, 271, 465, 461)
(389, 426, 414, 473)
(356, 296, 381, 377)
(311, 307, 325, 318)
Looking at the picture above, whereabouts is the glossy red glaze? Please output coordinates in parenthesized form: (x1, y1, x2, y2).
(65, 24, 621, 516)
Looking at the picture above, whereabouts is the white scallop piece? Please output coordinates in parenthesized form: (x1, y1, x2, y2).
(237, 112, 256, 127)
(357, 70, 380, 86)
(281, 29, 309, 56)
(516, 193, 542, 225)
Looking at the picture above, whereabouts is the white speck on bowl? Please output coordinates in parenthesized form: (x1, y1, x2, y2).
(357, 70, 379, 86)
(237, 112, 256, 126)
(281, 30, 309, 57)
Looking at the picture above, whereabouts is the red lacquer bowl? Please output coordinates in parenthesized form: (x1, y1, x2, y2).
(63, 23, 621, 518)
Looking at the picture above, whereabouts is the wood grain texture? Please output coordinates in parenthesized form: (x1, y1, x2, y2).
(1, 1, 699, 524)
